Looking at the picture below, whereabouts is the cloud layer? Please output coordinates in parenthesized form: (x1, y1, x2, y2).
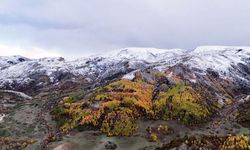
(0, 0, 250, 58)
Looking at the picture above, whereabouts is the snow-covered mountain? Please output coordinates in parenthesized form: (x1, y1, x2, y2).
(0, 46, 250, 94)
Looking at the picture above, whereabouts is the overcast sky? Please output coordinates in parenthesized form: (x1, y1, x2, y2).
(0, 0, 250, 59)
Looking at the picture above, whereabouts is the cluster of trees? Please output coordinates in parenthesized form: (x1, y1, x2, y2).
(53, 80, 154, 136)
(153, 84, 210, 125)
(53, 79, 213, 136)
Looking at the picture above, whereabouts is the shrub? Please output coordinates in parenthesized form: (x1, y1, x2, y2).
(150, 133, 158, 142)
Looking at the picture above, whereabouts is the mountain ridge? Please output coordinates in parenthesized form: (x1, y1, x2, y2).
(1, 46, 249, 91)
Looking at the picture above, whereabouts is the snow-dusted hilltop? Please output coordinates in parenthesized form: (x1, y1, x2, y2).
(189, 46, 250, 73)
(111, 47, 187, 62)
(0, 46, 250, 92)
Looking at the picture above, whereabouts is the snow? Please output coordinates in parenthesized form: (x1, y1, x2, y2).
(108, 47, 187, 62)
(218, 98, 225, 106)
(167, 72, 173, 78)
(239, 95, 250, 103)
(0, 114, 5, 122)
(0, 55, 29, 69)
(0, 90, 32, 100)
(190, 79, 197, 83)
(122, 70, 137, 80)
(193, 46, 250, 53)
(187, 46, 250, 76)
(0, 46, 250, 88)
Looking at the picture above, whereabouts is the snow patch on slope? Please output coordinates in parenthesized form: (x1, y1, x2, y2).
(0, 55, 29, 69)
(122, 70, 138, 80)
(187, 46, 250, 76)
(0, 90, 32, 100)
(0, 114, 5, 122)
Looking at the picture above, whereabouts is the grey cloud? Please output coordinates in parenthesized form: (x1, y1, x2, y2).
(0, 0, 250, 58)
(0, 14, 78, 30)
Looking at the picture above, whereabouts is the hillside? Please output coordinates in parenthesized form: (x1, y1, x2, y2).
(0, 46, 250, 150)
